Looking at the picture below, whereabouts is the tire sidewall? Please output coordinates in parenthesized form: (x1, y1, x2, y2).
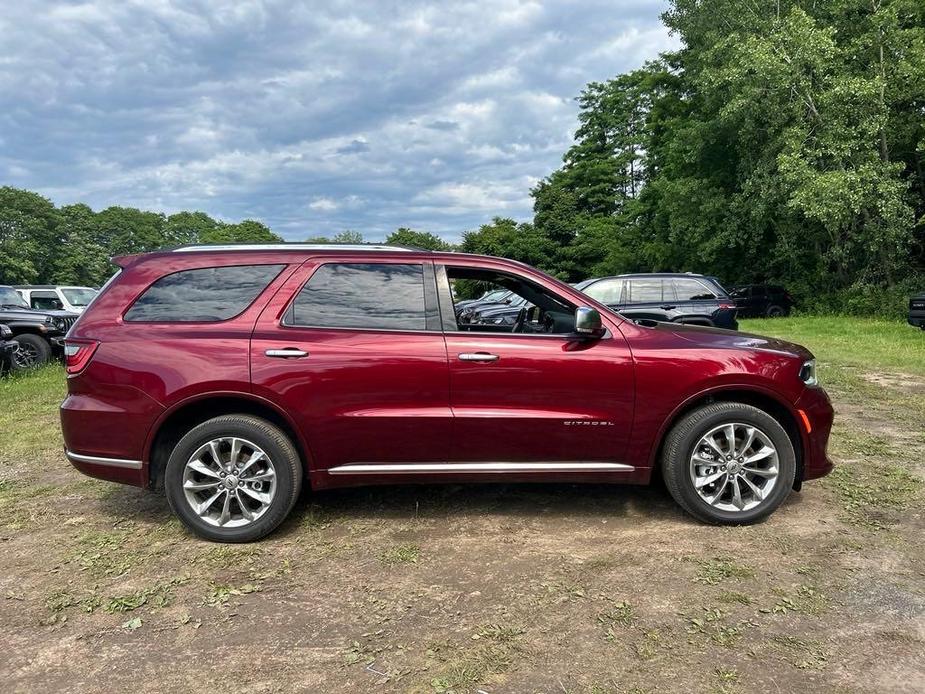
(165, 416, 301, 542)
(667, 405, 796, 524)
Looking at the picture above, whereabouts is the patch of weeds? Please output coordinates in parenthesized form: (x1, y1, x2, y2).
(632, 629, 664, 661)
(204, 581, 260, 607)
(200, 545, 263, 569)
(45, 589, 101, 615)
(428, 624, 525, 692)
(105, 575, 189, 613)
(301, 505, 333, 531)
(763, 584, 830, 616)
(716, 591, 753, 606)
(713, 666, 740, 694)
(379, 543, 420, 565)
(598, 599, 635, 640)
(826, 461, 921, 529)
(72, 531, 135, 577)
(693, 557, 754, 585)
(770, 635, 828, 670)
(684, 607, 755, 648)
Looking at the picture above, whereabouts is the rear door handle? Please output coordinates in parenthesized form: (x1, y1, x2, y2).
(265, 348, 309, 358)
(458, 352, 499, 362)
(661, 305, 677, 310)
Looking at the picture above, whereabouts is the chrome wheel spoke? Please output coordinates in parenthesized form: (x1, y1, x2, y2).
(229, 438, 243, 467)
(208, 441, 224, 469)
(695, 470, 726, 489)
(188, 458, 221, 479)
(705, 435, 726, 459)
(218, 490, 232, 526)
(245, 469, 275, 482)
(744, 447, 774, 464)
(737, 427, 756, 457)
(739, 474, 765, 501)
(742, 464, 776, 478)
(731, 476, 744, 510)
(184, 479, 221, 491)
(705, 476, 729, 505)
(235, 490, 254, 522)
(238, 451, 265, 476)
(724, 425, 736, 455)
(238, 486, 271, 505)
(195, 489, 224, 516)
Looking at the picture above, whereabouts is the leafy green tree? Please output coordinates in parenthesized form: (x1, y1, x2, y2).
(199, 219, 282, 243)
(385, 227, 452, 250)
(332, 230, 363, 244)
(51, 204, 113, 286)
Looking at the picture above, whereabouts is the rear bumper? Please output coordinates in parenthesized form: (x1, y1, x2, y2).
(64, 450, 146, 486)
(795, 387, 835, 481)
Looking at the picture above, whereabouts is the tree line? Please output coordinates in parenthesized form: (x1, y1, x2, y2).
(2, 0, 922, 316)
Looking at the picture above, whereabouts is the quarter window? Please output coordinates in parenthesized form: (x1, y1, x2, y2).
(125, 264, 285, 322)
(287, 263, 427, 331)
(582, 279, 624, 305)
(672, 279, 716, 301)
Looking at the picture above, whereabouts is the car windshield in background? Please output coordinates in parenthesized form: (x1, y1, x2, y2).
(61, 288, 98, 306)
(0, 287, 29, 308)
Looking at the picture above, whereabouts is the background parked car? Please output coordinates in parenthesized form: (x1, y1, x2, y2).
(0, 323, 17, 372)
(909, 293, 925, 329)
(728, 284, 794, 318)
(0, 285, 76, 370)
(574, 273, 738, 330)
(15, 285, 98, 313)
(453, 288, 512, 314)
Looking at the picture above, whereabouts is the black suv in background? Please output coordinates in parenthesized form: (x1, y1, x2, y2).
(0, 285, 77, 370)
(574, 273, 738, 330)
(909, 293, 925, 329)
(0, 324, 17, 372)
(728, 284, 794, 318)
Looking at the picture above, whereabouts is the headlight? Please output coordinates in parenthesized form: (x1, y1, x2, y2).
(44, 315, 54, 324)
(54, 318, 66, 330)
(799, 359, 817, 386)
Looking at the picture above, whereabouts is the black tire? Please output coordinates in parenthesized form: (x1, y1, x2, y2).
(661, 402, 795, 525)
(164, 415, 302, 542)
(11, 334, 52, 371)
(765, 305, 786, 318)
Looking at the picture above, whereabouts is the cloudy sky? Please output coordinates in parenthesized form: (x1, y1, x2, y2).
(0, 1, 677, 241)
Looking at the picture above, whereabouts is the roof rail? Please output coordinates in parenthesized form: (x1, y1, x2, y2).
(169, 242, 422, 253)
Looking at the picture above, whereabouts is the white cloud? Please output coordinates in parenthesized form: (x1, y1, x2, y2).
(0, 0, 678, 241)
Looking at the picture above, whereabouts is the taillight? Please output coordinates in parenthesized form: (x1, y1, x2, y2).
(64, 340, 99, 375)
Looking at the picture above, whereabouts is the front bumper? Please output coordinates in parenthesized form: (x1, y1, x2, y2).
(795, 386, 835, 480)
(1, 341, 17, 367)
(908, 311, 925, 328)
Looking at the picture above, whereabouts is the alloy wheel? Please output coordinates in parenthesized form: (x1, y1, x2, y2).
(688, 422, 779, 513)
(182, 436, 277, 527)
(12, 342, 38, 368)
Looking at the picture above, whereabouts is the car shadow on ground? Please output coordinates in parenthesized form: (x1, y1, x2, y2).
(94, 478, 807, 539)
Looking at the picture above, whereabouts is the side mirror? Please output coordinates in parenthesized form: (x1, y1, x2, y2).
(575, 306, 604, 337)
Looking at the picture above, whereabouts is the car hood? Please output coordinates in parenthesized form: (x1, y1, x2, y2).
(0, 307, 78, 320)
(645, 321, 813, 360)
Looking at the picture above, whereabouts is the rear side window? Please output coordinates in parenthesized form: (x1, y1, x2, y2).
(125, 264, 285, 322)
(672, 279, 717, 301)
(583, 279, 624, 304)
(627, 279, 664, 302)
(287, 263, 426, 331)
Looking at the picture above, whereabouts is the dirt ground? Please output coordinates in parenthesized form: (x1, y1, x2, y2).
(1, 361, 923, 693)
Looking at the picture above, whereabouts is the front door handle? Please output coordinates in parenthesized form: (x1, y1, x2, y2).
(265, 348, 309, 358)
(458, 352, 499, 362)
(661, 305, 677, 310)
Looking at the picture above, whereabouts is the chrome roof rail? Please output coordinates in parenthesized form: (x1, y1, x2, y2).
(171, 243, 419, 252)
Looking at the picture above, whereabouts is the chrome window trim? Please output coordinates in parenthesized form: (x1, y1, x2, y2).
(328, 462, 634, 474)
(66, 451, 143, 470)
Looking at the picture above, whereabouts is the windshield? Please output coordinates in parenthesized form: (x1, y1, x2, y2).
(61, 287, 98, 306)
(0, 287, 29, 308)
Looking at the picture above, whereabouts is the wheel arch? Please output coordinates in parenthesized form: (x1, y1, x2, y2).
(145, 392, 312, 490)
(650, 386, 805, 488)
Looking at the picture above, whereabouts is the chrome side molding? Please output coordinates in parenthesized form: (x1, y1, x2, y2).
(328, 461, 634, 475)
(66, 451, 143, 470)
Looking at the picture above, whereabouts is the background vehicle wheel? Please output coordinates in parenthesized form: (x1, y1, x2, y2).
(11, 334, 52, 371)
(661, 402, 796, 525)
(165, 414, 302, 542)
(765, 305, 786, 318)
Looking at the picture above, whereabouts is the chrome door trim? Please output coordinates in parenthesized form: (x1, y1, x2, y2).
(328, 461, 635, 475)
(66, 451, 143, 470)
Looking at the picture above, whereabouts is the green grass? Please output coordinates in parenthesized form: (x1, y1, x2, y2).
(0, 364, 66, 460)
(739, 317, 925, 376)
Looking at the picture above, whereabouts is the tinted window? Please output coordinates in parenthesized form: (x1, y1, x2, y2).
(628, 279, 664, 302)
(583, 279, 624, 304)
(125, 264, 284, 322)
(31, 291, 64, 310)
(673, 279, 716, 301)
(288, 263, 426, 331)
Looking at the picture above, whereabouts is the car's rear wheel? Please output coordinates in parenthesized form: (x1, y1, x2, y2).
(661, 402, 796, 524)
(11, 334, 52, 371)
(766, 305, 786, 318)
(165, 415, 302, 542)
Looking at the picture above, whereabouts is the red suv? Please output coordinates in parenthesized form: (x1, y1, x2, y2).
(61, 244, 834, 542)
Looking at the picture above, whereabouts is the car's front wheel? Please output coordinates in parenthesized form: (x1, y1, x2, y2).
(164, 414, 302, 542)
(661, 402, 796, 524)
(11, 334, 52, 371)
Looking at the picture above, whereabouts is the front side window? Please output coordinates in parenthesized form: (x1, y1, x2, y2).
(287, 263, 426, 331)
(30, 290, 63, 311)
(125, 264, 285, 322)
